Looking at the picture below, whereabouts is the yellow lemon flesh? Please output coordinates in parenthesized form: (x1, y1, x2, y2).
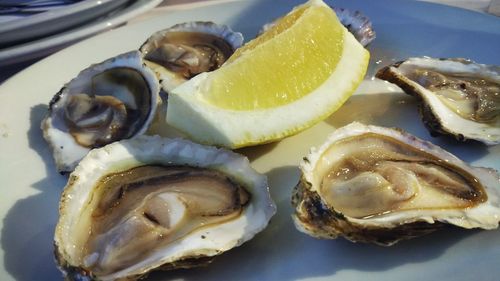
(167, 0, 370, 148)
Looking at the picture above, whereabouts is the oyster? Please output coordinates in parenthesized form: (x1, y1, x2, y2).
(292, 122, 500, 246)
(42, 51, 160, 173)
(54, 136, 275, 281)
(376, 57, 500, 145)
(139, 21, 243, 92)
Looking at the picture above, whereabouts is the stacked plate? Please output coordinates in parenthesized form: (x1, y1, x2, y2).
(0, 0, 162, 65)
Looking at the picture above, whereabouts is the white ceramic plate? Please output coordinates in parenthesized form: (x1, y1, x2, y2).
(0, 0, 499, 280)
(0, 0, 130, 47)
(0, 0, 162, 65)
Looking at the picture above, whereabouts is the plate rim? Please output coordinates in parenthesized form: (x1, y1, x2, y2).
(0, 0, 124, 32)
(0, 0, 163, 66)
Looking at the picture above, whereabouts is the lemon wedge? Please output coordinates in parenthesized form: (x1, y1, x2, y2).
(166, 0, 370, 148)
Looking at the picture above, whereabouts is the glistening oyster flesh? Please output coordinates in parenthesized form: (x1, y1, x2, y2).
(292, 122, 500, 246)
(41, 51, 160, 173)
(140, 21, 243, 93)
(54, 136, 276, 281)
(376, 57, 500, 145)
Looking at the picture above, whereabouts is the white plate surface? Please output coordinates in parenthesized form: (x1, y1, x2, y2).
(0, 0, 162, 65)
(0, 0, 499, 281)
(0, 0, 129, 47)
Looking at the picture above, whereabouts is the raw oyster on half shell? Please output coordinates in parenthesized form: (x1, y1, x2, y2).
(139, 21, 243, 93)
(41, 51, 160, 173)
(292, 122, 500, 246)
(376, 57, 500, 145)
(54, 136, 276, 281)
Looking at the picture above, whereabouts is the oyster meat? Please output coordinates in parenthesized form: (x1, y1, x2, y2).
(54, 136, 275, 281)
(292, 122, 500, 246)
(376, 57, 500, 145)
(41, 51, 160, 173)
(140, 21, 243, 92)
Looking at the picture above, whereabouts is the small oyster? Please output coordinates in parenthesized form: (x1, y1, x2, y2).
(292, 122, 500, 246)
(54, 136, 275, 281)
(41, 51, 160, 173)
(376, 57, 500, 145)
(139, 21, 243, 93)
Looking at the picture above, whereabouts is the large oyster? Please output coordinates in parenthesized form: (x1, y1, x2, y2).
(54, 136, 275, 281)
(376, 57, 500, 145)
(292, 122, 500, 246)
(42, 51, 160, 173)
(139, 21, 243, 93)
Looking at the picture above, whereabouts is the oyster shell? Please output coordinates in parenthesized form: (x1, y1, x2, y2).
(376, 57, 500, 145)
(41, 51, 160, 173)
(331, 6, 376, 47)
(292, 122, 500, 246)
(139, 21, 243, 93)
(54, 136, 275, 281)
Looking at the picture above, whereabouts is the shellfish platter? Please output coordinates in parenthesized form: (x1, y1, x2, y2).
(0, 0, 499, 280)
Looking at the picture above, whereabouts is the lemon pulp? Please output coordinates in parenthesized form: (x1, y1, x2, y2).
(202, 5, 344, 110)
